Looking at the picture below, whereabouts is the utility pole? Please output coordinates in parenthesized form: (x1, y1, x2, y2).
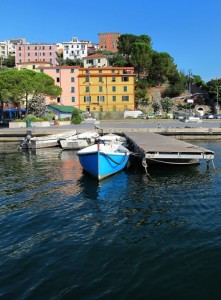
(188, 70, 192, 94)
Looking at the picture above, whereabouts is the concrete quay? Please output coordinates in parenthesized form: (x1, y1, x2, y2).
(0, 119, 221, 142)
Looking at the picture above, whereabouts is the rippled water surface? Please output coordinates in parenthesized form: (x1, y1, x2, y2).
(0, 141, 221, 300)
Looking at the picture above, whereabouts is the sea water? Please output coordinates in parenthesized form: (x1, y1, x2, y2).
(0, 141, 221, 300)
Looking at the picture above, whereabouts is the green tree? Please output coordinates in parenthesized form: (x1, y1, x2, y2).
(205, 79, 221, 106)
(2, 55, 15, 68)
(0, 69, 62, 116)
(161, 97, 173, 113)
(131, 42, 152, 78)
(117, 34, 137, 63)
(148, 51, 179, 85)
(107, 52, 127, 67)
(117, 34, 152, 65)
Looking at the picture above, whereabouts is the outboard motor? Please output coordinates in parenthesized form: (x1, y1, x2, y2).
(19, 130, 33, 149)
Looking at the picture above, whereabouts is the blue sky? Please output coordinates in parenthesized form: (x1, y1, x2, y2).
(1, 0, 221, 82)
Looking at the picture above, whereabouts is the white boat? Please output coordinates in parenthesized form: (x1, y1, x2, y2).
(99, 133, 128, 147)
(59, 131, 100, 150)
(77, 141, 130, 180)
(20, 129, 77, 149)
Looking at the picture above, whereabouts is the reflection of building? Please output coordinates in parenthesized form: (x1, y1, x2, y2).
(98, 32, 121, 52)
(78, 67, 135, 112)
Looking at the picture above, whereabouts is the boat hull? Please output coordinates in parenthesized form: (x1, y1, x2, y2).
(77, 144, 130, 180)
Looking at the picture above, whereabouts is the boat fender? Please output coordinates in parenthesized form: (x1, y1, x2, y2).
(86, 138, 93, 145)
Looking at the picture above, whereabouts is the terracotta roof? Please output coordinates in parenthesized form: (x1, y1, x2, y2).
(83, 53, 106, 59)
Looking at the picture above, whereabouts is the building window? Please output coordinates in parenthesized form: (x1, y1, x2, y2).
(40, 69, 44, 73)
(124, 86, 127, 92)
(19, 46, 21, 50)
(85, 76, 89, 82)
(35, 53, 37, 56)
(71, 77, 75, 82)
(99, 86, 103, 92)
(112, 77, 116, 82)
(32, 65, 35, 69)
(84, 96, 90, 102)
(122, 76, 129, 82)
(57, 97, 61, 103)
(56, 69, 59, 73)
(71, 69, 74, 73)
(97, 96, 105, 102)
(49, 46, 52, 50)
(85, 86, 90, 92)
(99, 77, 103, 82)
(112, 86, 116, 92)
(71, 87, 75, 93)
(72, 97, 75, 102)
(56, 77, 60, 83)
(35, 46, 37, 50)
(122, 96, 129, 101)
(98, 70, 102, 73)
(112, 96, 116, 102)
(111, 69, 115, 73)
(98, 59, 100, 63)
(28, 53, 30, 56)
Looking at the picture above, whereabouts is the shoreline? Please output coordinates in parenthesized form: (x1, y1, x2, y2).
(1, 119, 221, 141)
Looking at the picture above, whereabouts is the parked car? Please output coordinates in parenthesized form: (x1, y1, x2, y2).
(137, 114, 148, 119)
(202, 114, 214, 119)
(214, 114, 221, 119)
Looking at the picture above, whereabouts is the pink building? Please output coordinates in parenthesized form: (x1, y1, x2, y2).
(36, 66, 80, 107)
(15, 43, 58, 67)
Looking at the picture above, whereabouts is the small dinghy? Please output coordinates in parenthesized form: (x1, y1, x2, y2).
(77, 140, 130, 180)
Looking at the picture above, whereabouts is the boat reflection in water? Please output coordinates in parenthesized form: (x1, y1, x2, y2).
(77, 170, 130, 225)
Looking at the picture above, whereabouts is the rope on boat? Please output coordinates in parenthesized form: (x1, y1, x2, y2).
(101, 152, 128, 165)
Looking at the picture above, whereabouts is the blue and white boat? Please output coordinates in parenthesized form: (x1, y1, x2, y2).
(77, 141, 130, 180)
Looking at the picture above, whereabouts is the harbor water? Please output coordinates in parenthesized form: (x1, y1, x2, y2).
(0, 141, 221, 300)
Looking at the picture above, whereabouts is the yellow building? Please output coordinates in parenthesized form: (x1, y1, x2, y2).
(78, 67, 135, 112)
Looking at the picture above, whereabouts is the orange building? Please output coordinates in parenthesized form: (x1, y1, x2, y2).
(98, 32, 121, 52)
(78, 67, 135, 112)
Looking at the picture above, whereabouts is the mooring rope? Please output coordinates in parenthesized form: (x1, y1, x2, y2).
(100, 151, 127, 165)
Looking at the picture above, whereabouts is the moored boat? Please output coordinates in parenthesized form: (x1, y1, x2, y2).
(59, 131, 100, 150)
(20, 129, 77, 149)
(77, 141, 130, 180)
(99, 133, 128, 147)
